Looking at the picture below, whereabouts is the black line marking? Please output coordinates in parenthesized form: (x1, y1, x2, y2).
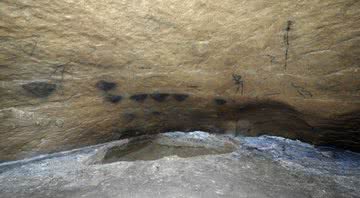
(284, 20, 293, 70)
(49, 62, 71, 95)
(232, 74, 244, 95)
(291, 83, 312, 98)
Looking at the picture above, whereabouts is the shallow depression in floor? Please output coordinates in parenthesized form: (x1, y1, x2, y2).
(101, 137, 236, 163)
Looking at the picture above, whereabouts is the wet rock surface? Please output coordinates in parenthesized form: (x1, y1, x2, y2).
(0, 132, 359, 198)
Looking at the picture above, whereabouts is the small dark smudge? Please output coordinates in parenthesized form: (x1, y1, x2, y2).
(172, 93, 189, 102)
(130, 94, 148, 102)
(117, 129, 143, 139)
(150, 93, 170, 102)
(106, 94, 122, 103)
(286, 20, 293, 31)
(110, 128, 123, 140)
(22, 82, 57, 98)
(96, 80, 116, 91)
(151, 111, 162, 116)
(214, 98, 227, 105)
(123, 113, 136, 122)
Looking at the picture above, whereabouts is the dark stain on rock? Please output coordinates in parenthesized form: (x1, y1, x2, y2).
(130, 94, 148, 102)
(150, 93, 170, 102)
(22, 82, 57, 98)
(172, 94, 189, 102)
(214, 98, 227, 105)
(291, 83, 313, 98)
(106, 94, 123, 103)
(152, 111, 162, 116)
(96, 80, 116, 91)
(117, 129, 146, 139)
(313, 110, 360, 152)
(123, 113, 136, 122)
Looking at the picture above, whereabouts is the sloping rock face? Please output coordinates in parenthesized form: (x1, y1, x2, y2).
(0, 0, 359, 160)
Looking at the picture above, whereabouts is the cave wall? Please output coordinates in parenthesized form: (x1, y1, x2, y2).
(0, 0, 359, 160)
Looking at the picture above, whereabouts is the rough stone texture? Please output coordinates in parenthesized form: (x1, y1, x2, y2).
(0, 132, 359, 198)
(0, 0, 360, 160)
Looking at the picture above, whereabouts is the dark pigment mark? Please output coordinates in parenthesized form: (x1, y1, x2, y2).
(130, 94, 148, 102)
(96, 80, 116, 91)
(291, 83, 313, 98)
(49, 61, 71, 94)
(49, 62, 70, 81)
(150, 93, 170, 102)
(22, 82, 57, 98)
(232, 74, 244, 95)
(266, 54, 276, 65)
(106, 94, 123, 103)
(283, 20, 293, 70)
(214, 98, 227, 105)
(172, 94, 189, 102)
(151, 111, 162, 116)
(115, 129, 144, 139)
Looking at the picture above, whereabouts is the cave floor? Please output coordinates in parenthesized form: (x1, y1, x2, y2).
(0, 132, 359, 198)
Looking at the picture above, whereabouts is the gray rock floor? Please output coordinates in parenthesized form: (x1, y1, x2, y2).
(0, 132, 359, 198)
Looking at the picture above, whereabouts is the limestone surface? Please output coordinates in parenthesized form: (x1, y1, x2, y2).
(0, 132, 359, 198)
(0, 0, 360, 160)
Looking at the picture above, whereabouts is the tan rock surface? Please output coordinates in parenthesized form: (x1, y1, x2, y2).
(0, 0, 359, 160)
